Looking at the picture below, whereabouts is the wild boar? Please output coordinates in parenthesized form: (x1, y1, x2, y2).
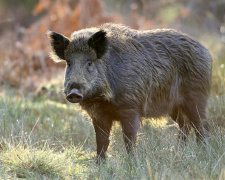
(47, 23, 212, 161)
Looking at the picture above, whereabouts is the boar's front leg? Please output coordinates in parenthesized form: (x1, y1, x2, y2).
(120, 110, 140, 153)
(93, 118, 113, 161)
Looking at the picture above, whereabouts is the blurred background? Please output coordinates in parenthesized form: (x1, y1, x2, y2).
(0, 0, 225, 96)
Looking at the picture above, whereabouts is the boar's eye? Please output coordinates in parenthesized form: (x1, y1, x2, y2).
(67, 62, 71, 67)
(86, 61, 94, 73)
(88, 61, 92, 67)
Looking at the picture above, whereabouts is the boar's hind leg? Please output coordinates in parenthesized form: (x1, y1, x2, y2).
(181, 95, 210, 144)
(170, 107, 191, 142)
(93, 119, 113, 161)
(120, 110, 140, 153)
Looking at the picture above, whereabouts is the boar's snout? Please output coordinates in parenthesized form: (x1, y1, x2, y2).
(66, 88, 83, 103)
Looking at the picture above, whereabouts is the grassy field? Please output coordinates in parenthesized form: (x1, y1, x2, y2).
(0, 42, 225, 179)
(0, 91, 225, 179)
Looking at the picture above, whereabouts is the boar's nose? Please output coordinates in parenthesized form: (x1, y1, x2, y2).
(66, 88, 83, 103)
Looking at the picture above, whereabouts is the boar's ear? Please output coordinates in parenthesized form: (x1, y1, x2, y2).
(88, 30, 107, 59)
(47, 31, 70, 61)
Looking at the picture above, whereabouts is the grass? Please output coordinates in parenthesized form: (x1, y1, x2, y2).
(0, 85, 225, 179)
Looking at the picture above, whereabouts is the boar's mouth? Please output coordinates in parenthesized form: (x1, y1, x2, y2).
(66, 88, 83, 103)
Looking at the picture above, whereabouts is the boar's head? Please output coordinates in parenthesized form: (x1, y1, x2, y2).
(47, 29, 108, 103)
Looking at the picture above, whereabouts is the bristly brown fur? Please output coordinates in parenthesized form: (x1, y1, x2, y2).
(48, 23, 213, 161)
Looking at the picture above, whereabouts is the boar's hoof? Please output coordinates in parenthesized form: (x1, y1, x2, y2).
(66, 88, 83, 103)
(95, 156, 106, 165)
